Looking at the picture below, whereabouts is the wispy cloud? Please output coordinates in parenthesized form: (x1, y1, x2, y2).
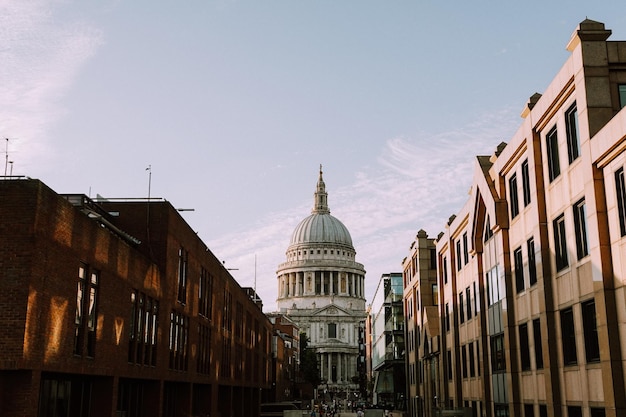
(0, 1, 102, 167)
(208, 108, 520, 311)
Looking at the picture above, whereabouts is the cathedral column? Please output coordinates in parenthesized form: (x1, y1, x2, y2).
(326, 353, 331, 383)
(338, 353, 342, 382)
(358, 275, 363, 297)
(351, 274, 356, 296)
(330, 271, 334, 294)
(296, 272, 301, 296)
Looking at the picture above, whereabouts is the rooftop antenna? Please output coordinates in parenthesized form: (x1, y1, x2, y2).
(4, 138, 9, 178)
(146, 165, 152, 201)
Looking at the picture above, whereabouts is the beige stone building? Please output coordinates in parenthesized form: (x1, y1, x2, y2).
(405, 19, 626, 417)
(276, 167, 367, 397)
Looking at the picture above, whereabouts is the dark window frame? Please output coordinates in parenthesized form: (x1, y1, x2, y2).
(565, 103, 580, 163)
(560, 307, 578, 366)
(533, 318, 544, 369)
(581, 299, 600, 363)
(522, 159, 531, 207)
(616, 167, 626, 237)
(519, 323, 531, 371)
(459, 292, 465, 324)
(553, 214, 569, 271)
(514, 246, 524, 293)
(177, 247, 188, 305)
(509, 172, 519, 218)
(573, 198, 589, 260)
(546, 126, 561, 182)
(491, 333, 506, 373)
(528, 238, 537, 286)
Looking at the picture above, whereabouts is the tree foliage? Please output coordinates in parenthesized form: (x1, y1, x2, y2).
(299, 332, 320, 387)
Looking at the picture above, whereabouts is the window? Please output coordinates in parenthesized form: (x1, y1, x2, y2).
(128, 291, 158, 366)
(476, 340, 481, 376)
(430, 248, 437, 270)
(74, 264, 99, 357)
(199, 267, 213, 319)
(514, 247, 524, 293)
(456, 240, 462, 271)
(539, 405, 548, 417)
(466, 287, 472, 320)
(445, 303, 450, 332)
(443, 256, 448, 284)
(553, 214, 569, 271)
(590, 408, 606, 417)
(567, 406, 582, 417)
(522, 159, 531, 206)
(222, 291, 232, 331)
(486, 265, 503, 306)
(533, 318, 543, 369)
(573, 199, 589, 260)
(546, 126, 561, 182)
(527, 238, 537, 286)
(619, 84, 626, 108)
(494, 403, 509, 417)
(484, 216, 493, 242)
(459, 292, 465, 324)
(328, 323, 337, 338)
(565, 103, 580, 163)
(491, 333, 506, 373)
(561, 307, 577, 365)
(463, 232, 469, 264)
(169, 311, 189, 371)
(616, 167, 626, 236)
(197, 324, 211, 374)
(41, 376, 92, 417)
(524, 404, 535, 417)
(473, 281, 478, 315)
(519, 323, 531, 370)
(582, 299, 600, 363)
(74, 264, 87, 356)
(469, 342, 475, 377)
(509, 173, 519, 218)
(447, 349, 453, 380)
(432, 284, 438, 306)
(177, 247, 188, 304)
(221, 337, 231, 378)
(82, 270, 99, 357)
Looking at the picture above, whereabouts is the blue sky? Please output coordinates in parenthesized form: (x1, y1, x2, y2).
(3, 1, 626, 311)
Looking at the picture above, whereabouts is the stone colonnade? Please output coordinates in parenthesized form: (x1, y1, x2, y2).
(278, 271, 364, 298)
(317, 351, 357, 384)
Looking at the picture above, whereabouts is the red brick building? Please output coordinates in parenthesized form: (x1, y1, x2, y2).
(0, 178, 273, 417)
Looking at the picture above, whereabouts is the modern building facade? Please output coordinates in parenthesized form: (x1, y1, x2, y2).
(370, 272, 406, 410)
(404, 19, 626, 417)
(401, 230, 439, 417)
(0, 178, 273, 417)
(276, 167, 367, 399)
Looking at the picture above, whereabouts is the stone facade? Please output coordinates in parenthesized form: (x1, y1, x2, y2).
(276, 167, 367, 396)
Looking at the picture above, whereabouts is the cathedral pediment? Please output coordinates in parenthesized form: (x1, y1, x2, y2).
(312, 303, 353, 317)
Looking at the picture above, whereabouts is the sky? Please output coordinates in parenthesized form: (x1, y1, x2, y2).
(3, 1, 626, 312)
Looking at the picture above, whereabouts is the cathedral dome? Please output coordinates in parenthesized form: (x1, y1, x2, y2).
(290, 212, 353, 247)
(288, 166, 354, 249)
